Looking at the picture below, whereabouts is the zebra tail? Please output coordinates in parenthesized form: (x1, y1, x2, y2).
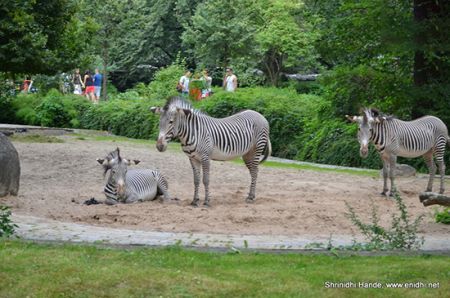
(260, 139, 272, 164)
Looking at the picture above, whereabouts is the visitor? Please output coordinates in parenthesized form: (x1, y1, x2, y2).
(72, 68, 84, 95)
(83, 70, 95, 103)
(223, 68, 237, 92)
(201, 69, 212, 98)
(178, 70, 191, 97)
(93, 68, 103, 102)
(22, 76, 32, 93)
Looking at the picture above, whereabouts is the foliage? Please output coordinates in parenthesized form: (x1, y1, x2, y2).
(12, 90, 90, 128)
(345, 194, 424, 250)
(0, 206, 17, 238)
(1, 241, 449, 297)
(435, 208, 450, 224)
(183, 0, 319, 86)
(0, 0, 94, 74)
(144, 58, 186, 100)
(319, 65, 412, 119)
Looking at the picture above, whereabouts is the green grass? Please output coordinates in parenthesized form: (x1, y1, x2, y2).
(0, 240, 448, 297)
(10, 134, 65, 143)
(231, 159, 378, 177)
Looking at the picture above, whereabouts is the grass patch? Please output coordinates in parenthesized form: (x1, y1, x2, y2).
(10, 134, 64, 143)
(231, 159, 378, 177)
(0, 240, 450, 297)
(0, 240, 448, 297)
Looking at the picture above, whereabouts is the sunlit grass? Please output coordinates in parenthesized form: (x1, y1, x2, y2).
(10, 134, 65, 143)
(0, 240, 448, 298)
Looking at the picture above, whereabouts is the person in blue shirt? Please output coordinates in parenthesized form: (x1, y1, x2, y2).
(93, 68, 103, 102)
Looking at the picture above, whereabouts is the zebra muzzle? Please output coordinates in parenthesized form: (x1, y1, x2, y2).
(360, 146, 369, 158)
(156, 139, 167, 152)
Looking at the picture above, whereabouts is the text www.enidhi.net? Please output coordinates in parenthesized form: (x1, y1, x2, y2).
(324, 281, 440, 289)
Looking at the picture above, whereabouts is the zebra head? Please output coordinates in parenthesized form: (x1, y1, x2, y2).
(347, 108, 384, 158)
(97, 148, 140, 199)
(151, 97, 193, 152)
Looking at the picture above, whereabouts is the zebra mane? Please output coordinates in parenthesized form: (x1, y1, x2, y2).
(163, 96, 193, 111)
(364, 108, 395, 123)
(163, 96, 206, 116)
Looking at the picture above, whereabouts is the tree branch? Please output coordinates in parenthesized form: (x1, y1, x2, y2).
(419, 192, 450, 207)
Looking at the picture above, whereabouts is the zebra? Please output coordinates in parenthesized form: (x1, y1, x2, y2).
(150, 96, 271, 207)
(96, 148, 174, 204)
(347, 108, 449, 196)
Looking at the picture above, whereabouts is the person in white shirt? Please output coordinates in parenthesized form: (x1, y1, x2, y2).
(223, 67, 237, 92)
(178, 70, 191, 96)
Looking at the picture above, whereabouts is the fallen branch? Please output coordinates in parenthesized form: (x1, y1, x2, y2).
(419, 192, 450, 207)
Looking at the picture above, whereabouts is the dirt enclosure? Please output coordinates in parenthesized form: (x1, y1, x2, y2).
(1, 132, 449, 237)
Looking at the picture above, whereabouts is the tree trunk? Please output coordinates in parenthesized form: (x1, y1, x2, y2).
(102, 41, 109, 101)
(419, 192, 450, 207)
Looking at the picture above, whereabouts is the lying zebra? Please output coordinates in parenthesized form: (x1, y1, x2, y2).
(348, 108, 449, 196)
(96, 148, 175, 204)
(151, 96, 271, 207)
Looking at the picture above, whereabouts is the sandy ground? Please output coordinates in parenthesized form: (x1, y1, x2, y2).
(1, 133, 449, 237)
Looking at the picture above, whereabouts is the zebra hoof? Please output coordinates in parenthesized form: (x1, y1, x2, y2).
(245, 197, 255, 203)
(190, 200, 199, 207)
(380, 192, 387, 197)
(203, 202, 211, 207)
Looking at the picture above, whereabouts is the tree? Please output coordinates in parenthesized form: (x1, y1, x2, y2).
(0, 0, 88, 76)
(182, 0, 318, 86)
(255, 0, 319, 85)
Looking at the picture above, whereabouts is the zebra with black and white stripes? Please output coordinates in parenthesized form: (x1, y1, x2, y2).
(151, 96, 271, 207)
(348, 108, 449, 196)
(96, 148, 174, 204)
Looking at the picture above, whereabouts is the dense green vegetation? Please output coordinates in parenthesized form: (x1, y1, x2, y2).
(0, 240, 448, 297)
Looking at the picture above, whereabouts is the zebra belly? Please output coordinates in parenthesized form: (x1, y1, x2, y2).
(396, 148, 430, 158)
(210, 148, 245, 161)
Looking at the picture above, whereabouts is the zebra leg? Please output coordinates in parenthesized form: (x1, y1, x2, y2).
(243, 149, 260, 202)
(388, 154, 397, 196)
(437, 158, 446, 194)
(157, 174, 177, 202)
(189, 157, 201, 207)
(201, 157, 211, 206)
(423, 150, 436, 192)
(380, 154, 389, 196)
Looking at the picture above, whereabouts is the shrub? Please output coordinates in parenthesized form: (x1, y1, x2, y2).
(345, 193, 424, 250)
(435, 208, 450, 224)
(0, 206, 17, 238)
(320, 65, 411, 119)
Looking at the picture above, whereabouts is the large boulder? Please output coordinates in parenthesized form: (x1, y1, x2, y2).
(379, 163, 416, 178)
(0, 133, 20, 196)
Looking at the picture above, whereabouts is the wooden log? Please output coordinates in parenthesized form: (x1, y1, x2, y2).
(419, 192, 450, 207)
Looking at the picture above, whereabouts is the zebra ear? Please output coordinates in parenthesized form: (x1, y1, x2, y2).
(150, 107, 161, 114)
(345, 115, 359, 123)
(133, 160, 140, 165)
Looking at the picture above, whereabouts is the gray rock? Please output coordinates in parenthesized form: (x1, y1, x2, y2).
(379, 163, 416, 178)
(0, 133, 20, 196)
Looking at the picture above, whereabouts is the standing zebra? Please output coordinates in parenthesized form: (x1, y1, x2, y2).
(96, 148, 174, 204)
(151, 96, 271, 207)
(347, 108, 449, 196)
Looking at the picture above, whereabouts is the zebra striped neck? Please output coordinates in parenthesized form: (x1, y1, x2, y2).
(370, 121, 388, 151)
(104, 181, 119, 201)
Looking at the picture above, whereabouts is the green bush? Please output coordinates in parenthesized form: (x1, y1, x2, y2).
(320, 65, 411, 119)
(435, 208, 450, 224)
(345, 194, 424, 250)
(0, 206, 17, 238)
